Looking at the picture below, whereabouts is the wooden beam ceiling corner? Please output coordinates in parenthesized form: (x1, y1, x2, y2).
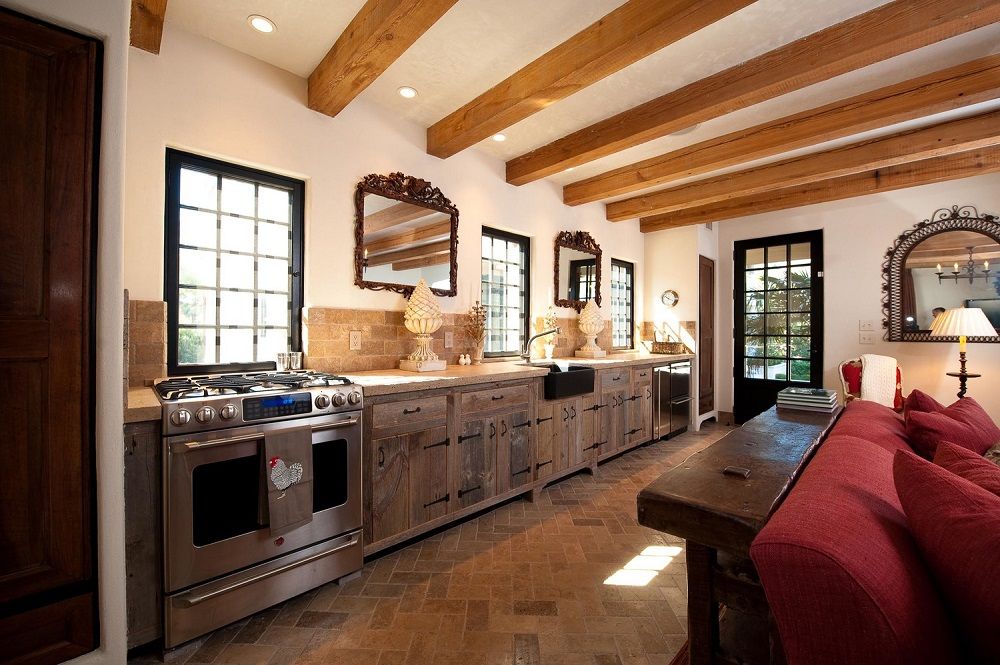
(130, 0, 168, 54)
(639, 146, 1000, 232)
(308, 0, 458, 118)
(426, 0, 754, 159)
(392, 254, 450, 271)
(365, 239, 451, 266)
(506, 0, 1000, 186)
(608, 108, 1000, 221)
(564, 54, 1000, 206)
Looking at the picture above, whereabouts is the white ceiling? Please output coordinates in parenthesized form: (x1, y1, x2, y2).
(165, 0, 1000, 198)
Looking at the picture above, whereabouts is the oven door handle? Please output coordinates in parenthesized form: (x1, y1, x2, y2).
(171, 416, 360, 453)
(174, 531, 361, 608)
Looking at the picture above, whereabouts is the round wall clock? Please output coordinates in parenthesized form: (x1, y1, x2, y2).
(660, 290, 679, 307)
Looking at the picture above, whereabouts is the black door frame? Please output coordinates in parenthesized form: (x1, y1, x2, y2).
(733, 230, 824, 423)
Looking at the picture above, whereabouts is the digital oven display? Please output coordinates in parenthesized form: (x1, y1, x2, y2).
(243, 392, 312, 421)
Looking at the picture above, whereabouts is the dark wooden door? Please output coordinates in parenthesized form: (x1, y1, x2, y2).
(699, 256, 716, 414)
(0, 8, 98, 663)
(734, 231, 824, 423)
(455, 416, 496, 508)
(407, 426, 450, 528)
(501, 410, 533, 491)
(369, 434, 408, 542)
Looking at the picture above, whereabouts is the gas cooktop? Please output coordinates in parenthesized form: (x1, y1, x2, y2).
(154, 370, 351, 401)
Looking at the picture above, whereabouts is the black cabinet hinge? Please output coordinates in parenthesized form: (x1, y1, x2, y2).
(423, 493, 449, 509)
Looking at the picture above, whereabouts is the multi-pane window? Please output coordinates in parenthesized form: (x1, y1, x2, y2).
(611, 259, 634, 349)
(481, 227, 530, 357)
(569, 259, 597, 301)
(164, 150, 304, 375)
(742, 242, 813, 382)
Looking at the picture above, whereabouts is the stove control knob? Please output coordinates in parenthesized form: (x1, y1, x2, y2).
(170, 409, 191, 426)
(195, 406, 216, 424)
(315, 394, 331, 409)
(348, 390, 361, 405)
(332, 392, 347, 407)
(219, 404, 238, 420)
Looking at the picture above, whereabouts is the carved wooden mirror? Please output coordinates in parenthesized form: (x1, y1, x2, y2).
(354, 172, 458, 297)
(554, 231, 602, 312)
(883, 205, 1000, 342)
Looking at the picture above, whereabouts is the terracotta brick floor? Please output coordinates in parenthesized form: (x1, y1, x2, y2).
(132, 423, 729, 665)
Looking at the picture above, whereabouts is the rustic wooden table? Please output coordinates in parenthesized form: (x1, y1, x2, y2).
(637, 405, 842, 665)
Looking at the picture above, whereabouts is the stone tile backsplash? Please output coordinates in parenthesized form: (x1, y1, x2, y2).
(128, 299, 167, 386)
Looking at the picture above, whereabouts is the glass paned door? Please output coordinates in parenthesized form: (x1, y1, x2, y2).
(734, 231, 823, 423)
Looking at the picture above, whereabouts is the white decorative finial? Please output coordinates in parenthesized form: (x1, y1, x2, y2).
(575, 299, 607, 358)
(400, 279, 447, 371)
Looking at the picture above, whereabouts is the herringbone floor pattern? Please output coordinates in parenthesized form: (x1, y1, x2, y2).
(133, 423, 728, 665)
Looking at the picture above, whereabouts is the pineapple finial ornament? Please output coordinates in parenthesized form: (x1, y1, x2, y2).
(575, 299, 607, 358)
(400, 279, 447, 372)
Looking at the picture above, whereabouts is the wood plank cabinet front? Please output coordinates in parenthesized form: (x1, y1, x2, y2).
(500, 409, 534, 492)
(455, 415, 496, 509)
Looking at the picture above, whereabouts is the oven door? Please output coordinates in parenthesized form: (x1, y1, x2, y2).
(164, 413, 362, 592)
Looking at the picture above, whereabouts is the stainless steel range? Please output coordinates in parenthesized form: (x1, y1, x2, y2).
(156, 370, 363, 648)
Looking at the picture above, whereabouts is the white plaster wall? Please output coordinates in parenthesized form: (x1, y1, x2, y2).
(1, 0, 129, 662)
(124, 24, 645, 328)
(715, 172, 1000, 415)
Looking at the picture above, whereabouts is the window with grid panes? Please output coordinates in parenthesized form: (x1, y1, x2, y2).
(569, 259, 597, 301)
(610, 259, 634, 349)
(481, 227, 530, 357)
(164, 150, 304, 375)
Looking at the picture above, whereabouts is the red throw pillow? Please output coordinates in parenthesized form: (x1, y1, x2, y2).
(894, 449, 1000, 662)
(903, 388, 946, 421)
(904, 397, 1000, 458)
(933, 441, 1000, 498)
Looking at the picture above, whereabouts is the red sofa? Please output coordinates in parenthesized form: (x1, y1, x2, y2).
(750, 401, 962, 664)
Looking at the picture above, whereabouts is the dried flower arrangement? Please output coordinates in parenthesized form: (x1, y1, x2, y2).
(465, 300, 488, 363)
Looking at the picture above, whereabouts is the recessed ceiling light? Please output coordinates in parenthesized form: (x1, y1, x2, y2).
(248, 15, 276, 33)
(398, 86, 418, 99)
(492, 133, 506, 142)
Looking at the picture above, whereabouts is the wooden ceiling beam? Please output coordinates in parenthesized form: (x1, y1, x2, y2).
(130, 0, 168, 54)
(363, 219, 451, 254)
(506, 0, 1000, 186)
(609, 109, 1000, 221)
(392, 254, 450, 271)
(639, 146, 1000, 232)
(364, 202, 441, 233)
(565, 54, 1000, 206)
(426, 0, 754, 159)
(366, 239, 451, 266)
(308, 0, 458, 118)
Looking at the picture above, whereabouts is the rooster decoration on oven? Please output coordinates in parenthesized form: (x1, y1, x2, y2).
(269, 456, 304, 491)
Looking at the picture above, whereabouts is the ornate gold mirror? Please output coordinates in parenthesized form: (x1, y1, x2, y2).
(883, 205, 1000, 341)
(354, 172, 458, 297)
(554, 231, 602, 312)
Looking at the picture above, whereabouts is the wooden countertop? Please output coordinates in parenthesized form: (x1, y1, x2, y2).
(126, 386, 161, 424)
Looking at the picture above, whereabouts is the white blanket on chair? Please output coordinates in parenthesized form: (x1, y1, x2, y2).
(860, 354, 897, 408)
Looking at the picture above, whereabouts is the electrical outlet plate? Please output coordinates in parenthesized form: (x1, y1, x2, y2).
(349, 330, 362, 351)
(859, 331, 875, 345)
(444, 331, 453, 349)
(859, 320, 875, 331)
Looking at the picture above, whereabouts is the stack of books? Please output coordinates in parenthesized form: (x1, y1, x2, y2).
(777, 387, 838, 413)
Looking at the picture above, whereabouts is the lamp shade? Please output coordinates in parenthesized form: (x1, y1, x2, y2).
(929, 307, 998, 338)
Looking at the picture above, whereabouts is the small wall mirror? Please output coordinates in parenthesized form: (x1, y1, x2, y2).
(883, 205, 1000, 341)
(354, 172, 458, 297)
(554, 231, 602, 312)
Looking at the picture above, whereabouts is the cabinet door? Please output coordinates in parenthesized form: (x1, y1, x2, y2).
(626, 390, 646, 446)
(125, 421, 163, 648)
(602, 390, 628, 452)
(408, 426, 450, 528)
(501, 409, 533, 491)
(641, 384, 653, 442)
(370, 435, 409, 543)
(534, 401, 557, 481)
(456, 416, 496, 509)
(578, 395, 602, 461)
(558, 401, 578, 471)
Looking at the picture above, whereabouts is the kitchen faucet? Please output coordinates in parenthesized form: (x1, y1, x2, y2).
(521, 328, 560, 361)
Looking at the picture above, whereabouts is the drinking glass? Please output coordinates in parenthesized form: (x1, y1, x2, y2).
(289, 351, 302, 370)
(275, 352, 290, 372)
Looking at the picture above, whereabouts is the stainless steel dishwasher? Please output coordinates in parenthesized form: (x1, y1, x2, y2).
(653, 361, 692, 439)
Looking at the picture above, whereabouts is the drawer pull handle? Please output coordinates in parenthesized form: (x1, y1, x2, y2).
(570, 406, 577, 419)
(639, 372, 647, 377)
(536, 416, 553, 424)
(377, 448, 385, 467)
(459, 433, 482, 443)
(562, 407, 569, 422)
(403, 407, 421, 415)
(491, 395, 504, 401)
(423, 493, 450, 509)
(512, 421, 531, 429)
(490, 422, 497, 439)
(512, 467, 531, 477)
(627, 428, 642, 436)
(458, 485, 481, 498)
(612, 376, 621, 381)
(583, 441, 606, 451)
(535, 460, 552, 470)
(423, 439, 449, 450)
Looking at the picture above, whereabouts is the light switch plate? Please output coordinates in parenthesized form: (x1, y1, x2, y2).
(444, 331, 454, 349)
(349, 330, 362, 351)
(859, 320, 875, 331)
(859, 331, 875, 345)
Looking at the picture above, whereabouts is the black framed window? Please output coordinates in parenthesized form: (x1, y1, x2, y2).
(481, 227, 530, 357)
(569, 259, 597, 301)
(610, 259, 634, 349)
(164, 149, 304, 375)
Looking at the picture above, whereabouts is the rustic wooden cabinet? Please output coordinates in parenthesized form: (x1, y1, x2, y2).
(628, 367, 654, 445)
(0, 9, 99, 663)
(456, 415, 497, 509)
(500, 409, 534, 492)
(534, 401, 558, 481)
(578, 394, 603, 461)
(124, 420, 163, 648)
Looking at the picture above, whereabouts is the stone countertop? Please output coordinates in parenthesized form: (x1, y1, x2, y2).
(555, 352, 694, 368)
(126, 386, 161, 424)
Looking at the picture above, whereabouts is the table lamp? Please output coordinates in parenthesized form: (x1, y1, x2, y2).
(929, 307, 997, 398)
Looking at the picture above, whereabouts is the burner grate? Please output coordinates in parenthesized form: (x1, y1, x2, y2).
(155, 370, 353, 401)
